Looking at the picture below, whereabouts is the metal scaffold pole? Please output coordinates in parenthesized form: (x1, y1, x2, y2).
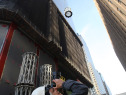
(15, 52, 38, 95)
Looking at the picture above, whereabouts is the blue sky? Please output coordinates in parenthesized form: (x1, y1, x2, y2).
(53, 0, 126, 94)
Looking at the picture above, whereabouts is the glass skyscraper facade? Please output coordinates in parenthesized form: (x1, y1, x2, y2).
(78, 34, 112, 95)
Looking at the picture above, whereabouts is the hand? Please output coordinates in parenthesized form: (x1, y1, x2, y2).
(49, 88, 62, 95)
(53, 79, 64, 89)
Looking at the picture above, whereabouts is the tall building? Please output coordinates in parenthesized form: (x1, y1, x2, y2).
(78, 35, 100, 95)
(88, 63, 101, 95)
(93, 0, 126, 71)
(0, 0, 93, 94)
(78, 34, 112, 95)
(102, 81, 112, 95)
(96, 72, 112, 95)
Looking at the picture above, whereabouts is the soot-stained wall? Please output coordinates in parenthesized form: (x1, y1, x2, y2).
(0, 0, 49, 35)
(0, 0, 92, 87)
(0, 28, 36, 95)
(0, 28, 57, 95)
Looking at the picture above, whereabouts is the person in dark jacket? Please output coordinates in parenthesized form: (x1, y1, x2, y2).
(49, 79, 88, 95)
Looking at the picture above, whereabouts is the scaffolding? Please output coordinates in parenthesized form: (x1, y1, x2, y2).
(15, 52, 38, 95)
(40, 64, 52, 86)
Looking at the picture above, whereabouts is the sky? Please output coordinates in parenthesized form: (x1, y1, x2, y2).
(53, 0, 126, 95)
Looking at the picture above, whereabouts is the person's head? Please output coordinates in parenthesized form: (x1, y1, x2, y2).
(46, 79, 64, 95)
(49, 88, 62, 95)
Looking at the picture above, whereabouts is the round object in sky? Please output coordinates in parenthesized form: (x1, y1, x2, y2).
(64, 7, 72, 18)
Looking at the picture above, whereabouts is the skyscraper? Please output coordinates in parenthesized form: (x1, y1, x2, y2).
(93, 0, 126, 71)
(78, 34, 112, 95)
(78, 34, 100, 95)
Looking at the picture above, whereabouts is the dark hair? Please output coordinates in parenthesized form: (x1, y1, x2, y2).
(45, 85, 51, 95)
(45, 91, 50, 95)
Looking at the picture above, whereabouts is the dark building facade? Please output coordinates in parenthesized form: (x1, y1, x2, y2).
(93, 0, 126, 71)
(0, 0, 92, 94)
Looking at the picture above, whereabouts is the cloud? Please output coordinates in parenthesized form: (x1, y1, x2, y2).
(80, 24, 91, 38)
